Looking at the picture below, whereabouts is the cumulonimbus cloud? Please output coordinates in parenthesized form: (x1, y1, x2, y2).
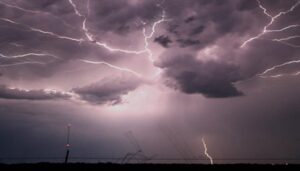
(155, 52, 243, 98)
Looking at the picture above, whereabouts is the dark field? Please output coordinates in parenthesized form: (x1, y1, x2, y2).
(0, 163, 299, 171)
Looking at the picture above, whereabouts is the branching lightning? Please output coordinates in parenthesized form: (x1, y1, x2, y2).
(142, 9, 166, 62)
(68, 0, 147, 55)
(240, 0, 300, 79)
(273, 35, 300, 48)
(0, 0, 167, 79)
(202, 137, 213, 165)
(241, 0, 300, 48)
(258, 59, 300, 78)
(66, 0, 166, 76)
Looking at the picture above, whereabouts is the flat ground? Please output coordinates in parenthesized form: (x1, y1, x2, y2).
(0, 163, 298, 171)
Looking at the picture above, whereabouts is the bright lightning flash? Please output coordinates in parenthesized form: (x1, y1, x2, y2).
(241, 0, 300, 48)
(67, 0, 166, 76)
(202, 137, 214, 165)
(0, 0, 167, 77)
(258, 59, 300, 78)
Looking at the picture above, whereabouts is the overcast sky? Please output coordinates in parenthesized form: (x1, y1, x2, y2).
(0, 0, 300, 164)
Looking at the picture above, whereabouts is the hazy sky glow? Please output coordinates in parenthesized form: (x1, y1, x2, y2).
(0, 0, 300, 164)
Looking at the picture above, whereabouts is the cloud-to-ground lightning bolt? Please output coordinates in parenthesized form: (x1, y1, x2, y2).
(80, 60, 142, 77)
(241, 0, 300, 48)
(258, 59, 300, 78)
(202, 137, 213, 165)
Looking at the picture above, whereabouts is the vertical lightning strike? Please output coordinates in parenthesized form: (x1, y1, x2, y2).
(202, 137, 213, 165)
(241, 0, 300, 48)
(80, 59, 142, 77)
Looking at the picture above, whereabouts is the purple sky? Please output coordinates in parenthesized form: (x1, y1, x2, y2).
(0, 0, 300, 164)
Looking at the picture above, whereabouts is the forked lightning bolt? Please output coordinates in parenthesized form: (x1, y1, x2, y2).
(67, 0, 166, 75)
(202, 137, 213, 165)
(0, 0, 167, 78)
(241, 0, 300, 48)
(143, 10, 166, 62)
(68, 0, 147, 55)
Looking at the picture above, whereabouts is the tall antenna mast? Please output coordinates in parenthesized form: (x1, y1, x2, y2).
(64, 124, 71, 163)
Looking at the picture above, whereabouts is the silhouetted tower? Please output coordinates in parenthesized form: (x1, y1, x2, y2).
(64, 124, 71, 163)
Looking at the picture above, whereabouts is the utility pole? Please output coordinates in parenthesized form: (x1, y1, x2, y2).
(64, 124, 71, 163)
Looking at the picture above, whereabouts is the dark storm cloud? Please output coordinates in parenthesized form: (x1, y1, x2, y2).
(176, 39, 201, 47)
(72, 74, 144, 105)
(0, 0, 300, 164)
(0, 85, 71, 100)
(154, 0, 300, 98)
(87, 0, 161, 34)
(163, 0, 255, 49)
(184, 16, 196, 23)
(0, 0, 163, 79)
(154, 35, 172, 48)
(155, 52, 243, 97)
(0, 0, 299, 98)
(189, 25, 205, 36)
